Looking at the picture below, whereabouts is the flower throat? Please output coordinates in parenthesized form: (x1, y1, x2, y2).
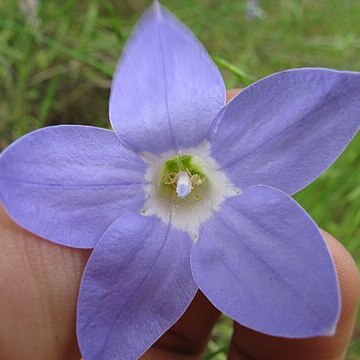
(159, 155, 207, 202)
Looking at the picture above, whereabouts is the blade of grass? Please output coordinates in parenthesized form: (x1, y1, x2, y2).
(0, 19, 114, 76)
(213, 55, 255, 86)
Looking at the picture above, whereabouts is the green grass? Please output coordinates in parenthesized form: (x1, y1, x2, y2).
(1, 0, 359, 358)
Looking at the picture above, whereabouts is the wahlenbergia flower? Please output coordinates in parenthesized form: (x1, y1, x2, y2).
(0, 2, 359, 359)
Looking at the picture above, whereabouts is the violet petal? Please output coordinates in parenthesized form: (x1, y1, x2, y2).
(77, 212, 197, 360)
(0, 125, 146, 248)
(209, 68, 360, 194)
(191, 185, 340, 337)
(109, 2, 225, 154)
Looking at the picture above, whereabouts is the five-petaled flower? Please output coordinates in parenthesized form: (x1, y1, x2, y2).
(0, 2, 360, 360)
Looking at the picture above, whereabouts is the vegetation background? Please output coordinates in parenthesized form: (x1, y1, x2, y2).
(0, 0, 359, 358)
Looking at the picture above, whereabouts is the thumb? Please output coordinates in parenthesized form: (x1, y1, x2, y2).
(0, 206, 91, 360)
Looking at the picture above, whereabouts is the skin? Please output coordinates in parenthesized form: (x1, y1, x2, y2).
(0, 89, 359, 360)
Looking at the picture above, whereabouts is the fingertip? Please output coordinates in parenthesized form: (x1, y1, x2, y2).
(321, 230, 360, 343)
(321, 230, 360, 301)
(226, 88, 241, 103)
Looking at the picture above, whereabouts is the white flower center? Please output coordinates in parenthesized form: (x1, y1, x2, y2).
(140, 141, 240, 240)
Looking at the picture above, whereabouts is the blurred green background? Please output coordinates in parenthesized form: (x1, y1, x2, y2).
(0, 0, 359, 358)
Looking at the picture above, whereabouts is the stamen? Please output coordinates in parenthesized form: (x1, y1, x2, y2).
(176, 172, 192, 199)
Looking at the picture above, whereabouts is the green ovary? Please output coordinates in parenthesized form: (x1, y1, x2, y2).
(158, 154, 207, 203)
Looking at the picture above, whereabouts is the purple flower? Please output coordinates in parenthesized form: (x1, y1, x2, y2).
(0, 2, 359, 359)
(246, 0, 266, 20)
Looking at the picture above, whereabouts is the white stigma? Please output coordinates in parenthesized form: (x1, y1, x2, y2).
(176, 172, 192, 198)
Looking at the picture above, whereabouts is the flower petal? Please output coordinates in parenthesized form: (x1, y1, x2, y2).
(0, 125, 146, 248)
(77, 213, 197, 360)
(109, 2, 225, 154)
(209, 68, 360, 194)
(191, 185, 340, 338)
